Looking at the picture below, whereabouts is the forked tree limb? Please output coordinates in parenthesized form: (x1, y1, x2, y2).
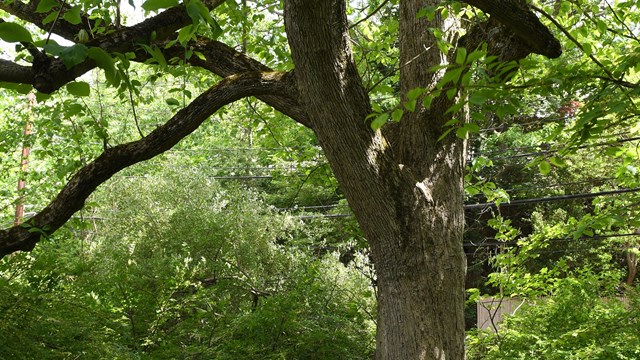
(463, 0, 562, 58)
(0, 0, 95, 41)
(0, 0, 226, 93)
(162, 39, 310, 126)
(0, 71, 294, 258)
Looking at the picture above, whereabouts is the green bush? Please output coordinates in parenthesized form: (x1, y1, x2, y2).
(0, 167, 375, 359)
(467, 273, 640, 360)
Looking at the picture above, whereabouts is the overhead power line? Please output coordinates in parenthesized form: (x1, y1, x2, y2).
(292, 187, 640, 219)
(482, 135, 640, 162)
(464, 187, 640, 210)
(466, 177, 618, 199)
(464, 232, 640, 248)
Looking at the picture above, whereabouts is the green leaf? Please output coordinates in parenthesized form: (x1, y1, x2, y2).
(36, 0, 59, 13)
(416, 6, 437, 21)
(186, 0, 204, 22)
(87, 47, 117, 84)
(391, 109, 403, 122)
(35, 92, 51, 102)
(538, 161, 551, 175)
(0, 82, 32, 94)
(186, 0, 217, 27)
(42, 11, 58, 25)
(404, 99, 417, 112)
(437, 127, 455, 142)
(422, 95, 434, 109)
(370, 113, 389, 131)
(178, 25, 195, 45)
(66, 81, 90, 96)
(467, 49, 486, 63)
(439, 67, 463, 87)
(42, 41, 65, 56)
(461, 71, 472, 86)
(166, 98, 180, 106)
(0, 22, 33, 43)
(443, 118, 459, 127)
(456, 123, 479, 139)
(63, 6, 82, 25)
(59, 44, 88, 69)
(140, 44, 167, 67)
(64, 103, 85, 117)
(469, 93, 487, 105)
(549, 156, 565, 167)
(407, 87, 425, 101)
(444, 101, 464, 115)
(455, 47, 467, 65)
(142, 0, 179, 11)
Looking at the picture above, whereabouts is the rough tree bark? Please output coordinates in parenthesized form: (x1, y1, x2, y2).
(285, 1, 466, 358)
(0, 0, 561, 358)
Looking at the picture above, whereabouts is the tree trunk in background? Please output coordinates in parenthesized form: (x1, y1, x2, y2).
(285, 1, 466, 358)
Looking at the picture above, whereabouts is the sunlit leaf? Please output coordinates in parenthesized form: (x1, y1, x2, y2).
(66, 81, 91, 96)
(142, 0, 179, 12)
(538, 161, 551, 175)
(370, 113, 389, 130)
(63, 6, 82, 25)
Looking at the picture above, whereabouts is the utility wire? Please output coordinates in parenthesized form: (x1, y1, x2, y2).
(464, 232, 640, 248)
(466, 177, 618, 199)
(478, 116, 566, 133)
(464, 187, 640, 210)
(294, 187, 640, 218)
(472, 131, 628, 158)
(471, 135, 640, 163)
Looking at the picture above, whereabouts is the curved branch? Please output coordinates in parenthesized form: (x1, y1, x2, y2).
(0, 59, 33, 84)
(162, 39, 310, 127)
(0, 0, 94, 41)
(1, 0, 226, 93)
(0, 71, 294, 258)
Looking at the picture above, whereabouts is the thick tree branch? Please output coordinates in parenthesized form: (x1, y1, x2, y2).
(0, 0, 94, 41)
(0, 59, 33, 84)
(463, 0, 562, 58)
(0, 71, 294, 258)
(0, 0, 226, 93)
(162, 39, 310, 127)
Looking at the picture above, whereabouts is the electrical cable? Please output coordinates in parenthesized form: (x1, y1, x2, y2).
(464, 187, 640, 210)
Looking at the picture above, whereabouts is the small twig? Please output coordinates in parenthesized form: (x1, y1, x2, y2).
(288, 163, 328, 208)
(46, 6, 65, 45)
(532, 5, 638, 110)
(532, 6, 617, 84)
(349, 0, 390, 29)
(604, 0, 640, 44)
(124, 72, 144, 138)
(246, 99, 288, 152)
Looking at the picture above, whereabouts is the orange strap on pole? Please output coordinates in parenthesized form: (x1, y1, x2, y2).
(14, 93, 35, 226)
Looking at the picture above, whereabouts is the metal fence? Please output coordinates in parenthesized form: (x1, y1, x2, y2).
(477, 296, 631, 331)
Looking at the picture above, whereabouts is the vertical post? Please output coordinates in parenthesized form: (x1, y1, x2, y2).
(14, 93, 36, 226)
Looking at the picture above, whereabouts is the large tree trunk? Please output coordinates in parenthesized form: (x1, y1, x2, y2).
(285, 1, 466, 358)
